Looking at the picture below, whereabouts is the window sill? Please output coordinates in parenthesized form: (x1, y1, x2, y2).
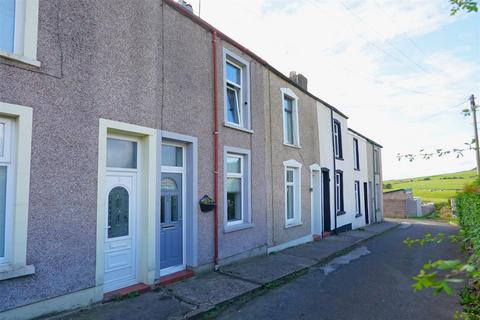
(283, 143, 301, 149)
(0, 50, 41, 68)
(0, 264, 35, 281)
(336, 211, 346, 216)
(355, 213, 362, 218)
(224, 222, 254, 233)
(354, 168, 360, 171)
(223, 122, 254, 134)
(335, 157, 344, 161)
(285, 221, 302, 228)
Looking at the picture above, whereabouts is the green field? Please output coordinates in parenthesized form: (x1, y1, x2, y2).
(384, 170, 478, 204)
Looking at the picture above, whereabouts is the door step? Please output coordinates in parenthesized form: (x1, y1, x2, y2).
(103, 283, 151, 302)
(157, 269, 194, 287)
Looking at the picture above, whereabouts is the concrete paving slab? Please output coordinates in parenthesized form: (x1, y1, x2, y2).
(364, 221, 399, 234)
(165, 272, 259, 307)
(337, 230, 372, 241)
(220, 252, 317, 285)
(56, 290, 194, 320)
(281, 241, 350, 262)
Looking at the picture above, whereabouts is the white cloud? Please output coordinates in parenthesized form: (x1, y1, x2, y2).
(189, 0, 479, 179)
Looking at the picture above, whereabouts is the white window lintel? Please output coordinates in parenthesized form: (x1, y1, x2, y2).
(283, 159, 302, 168)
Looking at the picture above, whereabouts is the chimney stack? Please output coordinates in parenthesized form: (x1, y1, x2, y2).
(289, 71, 308, 91)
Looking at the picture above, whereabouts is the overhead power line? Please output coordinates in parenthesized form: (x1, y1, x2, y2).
(334, 0, 431, 75)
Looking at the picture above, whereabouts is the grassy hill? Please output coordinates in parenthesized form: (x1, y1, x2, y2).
(384, 169, 478, 204)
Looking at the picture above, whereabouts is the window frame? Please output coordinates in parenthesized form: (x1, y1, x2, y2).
(354, 180, 361, 217)
(333, 120, 343, 159)
(0, 102, 34, 280)
(281, 88, 300, 147)
(0, 0, 40, 67)
(335, 170, 344, 215)
(223, 147, 252, 232)
(226, 154, 244, 226)
(223, 49, 250, 130)
(353, 137, 360, 170)
(283, 159, 302, 227)
(0, 118, 14, 266)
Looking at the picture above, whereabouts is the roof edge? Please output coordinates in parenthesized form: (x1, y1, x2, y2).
(348, 128, 383, 148)
(162, 0, 349, 119)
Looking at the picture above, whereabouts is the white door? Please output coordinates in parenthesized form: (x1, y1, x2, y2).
(311, 170, 322, 235)
(104, 172, 137, 292)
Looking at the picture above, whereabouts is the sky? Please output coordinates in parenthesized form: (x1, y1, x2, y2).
(187, 0, 479, 180)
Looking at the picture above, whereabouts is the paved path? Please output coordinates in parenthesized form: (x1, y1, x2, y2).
(50, 220, 460, 320)
(216, 221, 461, 320)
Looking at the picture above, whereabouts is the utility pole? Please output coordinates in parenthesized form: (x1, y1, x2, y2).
(470, 94, 480, 175)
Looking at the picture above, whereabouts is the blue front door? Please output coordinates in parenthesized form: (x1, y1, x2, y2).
(160, 172, 183, 269)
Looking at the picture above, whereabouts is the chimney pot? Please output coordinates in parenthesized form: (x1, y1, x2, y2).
(289, 71, 308, 91)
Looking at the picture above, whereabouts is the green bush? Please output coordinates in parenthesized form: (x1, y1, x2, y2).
(455, 183, 480, 318)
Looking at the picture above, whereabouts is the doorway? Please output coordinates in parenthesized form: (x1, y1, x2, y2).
(321, 169, 331, 232)
(363, 182, 369, 225)
(160, 142, 186, 276)
(311, 167, 321, 235)
(104, 137, 140, 293)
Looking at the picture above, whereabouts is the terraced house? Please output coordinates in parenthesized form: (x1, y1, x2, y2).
(0, 1, 384, 319)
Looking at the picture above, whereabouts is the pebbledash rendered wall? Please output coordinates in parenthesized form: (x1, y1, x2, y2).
(0, 0, 270, 315)
(0, 0, 383, 318)
(264, 70, 320, 250)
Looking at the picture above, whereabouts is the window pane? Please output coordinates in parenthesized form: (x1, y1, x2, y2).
(227, 177, 242, 221)
(108, 186, 129, 238)
(161, 178, 178, 191)
(226, 86, 240, 124)
(0, 123, 5, 157)
(226, 62, 241, 85)
(0, 166, 6, 257)
(162, 145, 183, 167)
(171, 195, 179, 222)
(287, 185, 294, 220)
(285, 111, 293, 144)
(0, 0, 15, 53)
(160, 196, 165, 223)
(286, 170, 293, 183)
(283, 96, 293, 112)
(227, 156, 241, 173)
(107, 138, 137, 169)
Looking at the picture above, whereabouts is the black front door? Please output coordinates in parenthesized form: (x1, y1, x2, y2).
(364, 182, 369, 225)
(322, 170, 331, 232)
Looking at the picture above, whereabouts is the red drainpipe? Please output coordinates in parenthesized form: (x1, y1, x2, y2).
(212, 30, 219, 270)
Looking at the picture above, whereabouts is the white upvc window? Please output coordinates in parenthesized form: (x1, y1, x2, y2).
(281, 88, 300, 147)
(224, 147, 251, 231)
(353, 138, 360, 170)
(354, 181, 361, 216)
(335, 170, 344, 214)
(283, 159, 302, 227)
(0, 102, 34, 281)
(224, 49, 250, 129)
(333, 120, 342, 159)
(0, 0, 40, 66)
(0, 118, 13, 266)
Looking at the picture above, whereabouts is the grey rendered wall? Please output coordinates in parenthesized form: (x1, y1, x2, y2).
(0, 0, 269, 312)
(265, 70, 320, 247)
(0, 0, 165, 312)
(366, 143, 375, 223)
(375, 147, 384, 221)
(162, 5, 269, 265)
